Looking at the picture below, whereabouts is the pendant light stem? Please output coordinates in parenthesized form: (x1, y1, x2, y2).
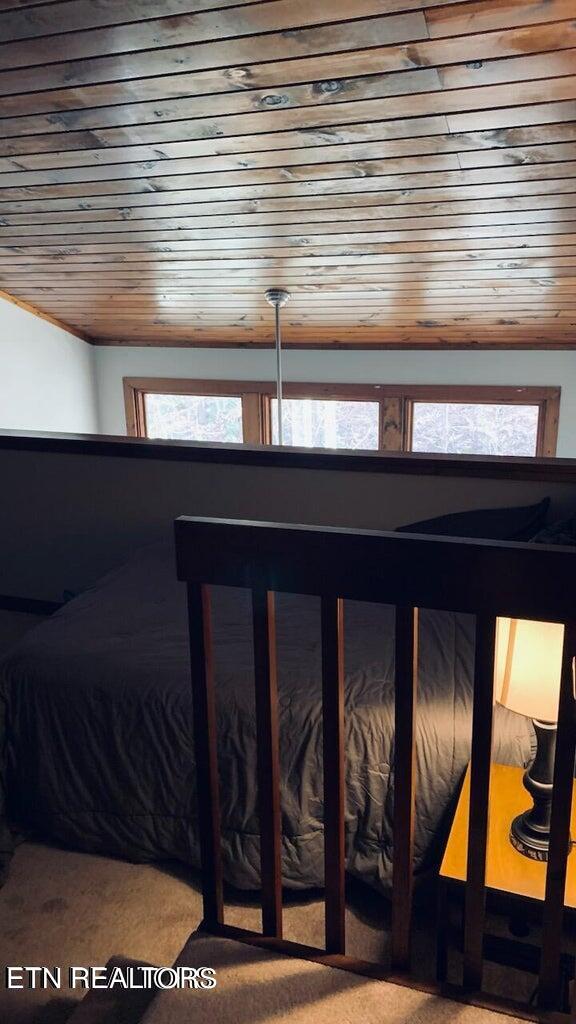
(265, 288, 291, 446)
(275, 302, 283, 446)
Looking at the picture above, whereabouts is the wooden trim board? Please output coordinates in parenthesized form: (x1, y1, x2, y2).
(0, 287, 93, 343)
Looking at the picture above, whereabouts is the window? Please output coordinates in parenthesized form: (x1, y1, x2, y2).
(144, 392, 243, 444)
(271, 398, 379, 450)
(124, 379, 559, 458)
(410, 402, 540, 457)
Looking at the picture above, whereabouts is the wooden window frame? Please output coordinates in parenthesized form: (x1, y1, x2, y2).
(123, 378, 560, 457)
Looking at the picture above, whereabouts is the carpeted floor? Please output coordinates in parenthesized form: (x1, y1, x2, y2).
(0, 843, 205, 1024)
(144, 932, 526, 1024)
(0, 840, 541, 1024)
(0, 842, 394, 1024)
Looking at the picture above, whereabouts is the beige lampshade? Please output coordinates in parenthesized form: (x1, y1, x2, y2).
(494, 618, 565, 723)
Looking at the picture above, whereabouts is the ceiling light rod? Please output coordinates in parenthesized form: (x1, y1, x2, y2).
(265, 288, 291, 446)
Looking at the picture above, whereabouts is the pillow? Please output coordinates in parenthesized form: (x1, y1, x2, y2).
(531, 512, 576, 547)
(396, 497, 550, 542)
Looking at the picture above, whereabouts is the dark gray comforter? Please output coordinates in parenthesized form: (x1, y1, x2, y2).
(0, 542, 533, 892)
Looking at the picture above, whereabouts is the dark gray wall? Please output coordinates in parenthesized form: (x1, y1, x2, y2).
(1, 445, 576, 602)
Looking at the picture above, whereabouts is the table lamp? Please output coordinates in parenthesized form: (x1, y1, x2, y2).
(494, 617, 566, 861)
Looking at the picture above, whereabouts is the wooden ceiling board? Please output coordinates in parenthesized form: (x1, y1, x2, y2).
(7, 160, 576, 206)
(0, 15, 431, 96)
(0, 22, 574, 122)
(1, 122, 575, 177)
(0, 0, 276, 41)
(5, 236, 576, 260)
(3, 136, 576, 189)
(0, 0, 575, 348)
(0, 2, 63, 10)
(2, 193, 575, 229)
(4, 220, 576, 250)
(0, 3, 434, 71)
(2, 81, 576, 158)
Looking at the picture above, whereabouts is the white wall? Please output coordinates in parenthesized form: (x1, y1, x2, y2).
(95, 346, 576, 457)
(0, 296, 98, 433)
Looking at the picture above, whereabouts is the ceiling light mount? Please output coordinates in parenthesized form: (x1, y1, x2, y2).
(265, 288, 291, 308)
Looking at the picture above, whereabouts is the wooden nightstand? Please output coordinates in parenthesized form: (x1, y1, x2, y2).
(437, 763, 576, 999)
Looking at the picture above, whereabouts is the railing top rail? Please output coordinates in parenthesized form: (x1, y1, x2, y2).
(174, 517, 576, 622)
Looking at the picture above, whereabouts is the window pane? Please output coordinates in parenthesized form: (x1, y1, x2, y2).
(271, 398, 379, 449)
(411, 402, 539, 457)
(144, 393, 243, 443)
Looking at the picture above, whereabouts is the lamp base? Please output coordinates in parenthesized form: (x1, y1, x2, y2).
(508, 720, 571, 862)
(510, 812, 552, 862)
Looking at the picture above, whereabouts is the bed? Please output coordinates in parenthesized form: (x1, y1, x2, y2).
(0, 538, 533, 893)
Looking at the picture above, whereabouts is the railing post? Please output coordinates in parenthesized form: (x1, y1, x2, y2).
(539, 622, 576, 1011)
(463, 614, 496, 991)
(321, 595, 346, 954)
(252, 587, 283, 938)
(186, 582, 223, 928)
(392, 605, 418, 972)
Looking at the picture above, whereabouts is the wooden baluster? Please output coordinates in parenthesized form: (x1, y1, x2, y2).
(321, 596, 346, 954)
(392, 606, 418, 972)
(539, 622, 576, 1011)
(252, 587, 283, 938)
(463, 615, 496, 991)
(186, 582, 223, 928)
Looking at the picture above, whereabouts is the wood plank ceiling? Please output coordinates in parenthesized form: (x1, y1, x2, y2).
(0, 0, 575, 349)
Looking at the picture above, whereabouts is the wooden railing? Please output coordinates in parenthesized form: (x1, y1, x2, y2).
(174, 516, 576, 1019)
